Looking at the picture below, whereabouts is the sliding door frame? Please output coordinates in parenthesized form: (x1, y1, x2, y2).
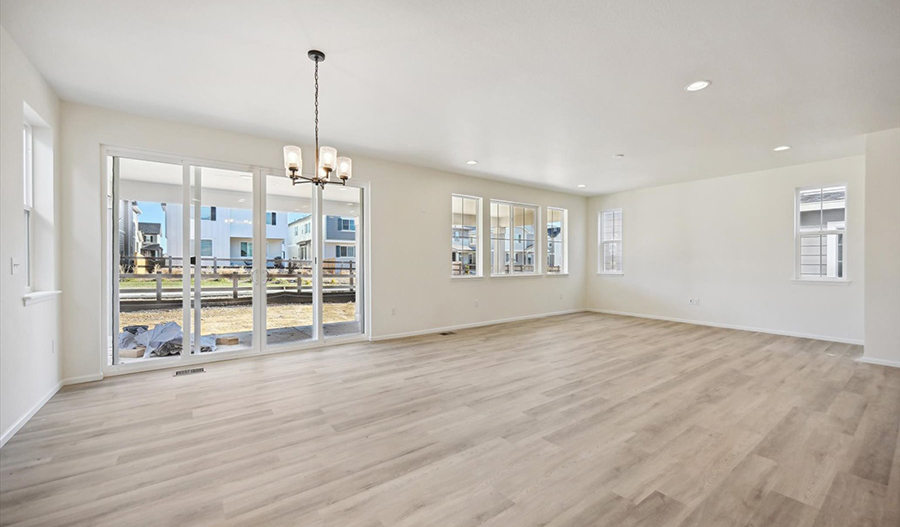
(101, 146, 371, 377)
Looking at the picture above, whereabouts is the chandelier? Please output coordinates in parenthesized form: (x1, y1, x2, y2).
(283, 50, 352, 187)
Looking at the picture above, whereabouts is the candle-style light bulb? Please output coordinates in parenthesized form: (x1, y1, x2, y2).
(336, 157, 352, 180)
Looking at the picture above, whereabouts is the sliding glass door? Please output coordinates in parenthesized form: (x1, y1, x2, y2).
(321, 183, 364, 338)
(265, 170, 315, 347)
(189, 165, 256, 355)
(109, 151, 366, 366)
(112, 156, 187, 364)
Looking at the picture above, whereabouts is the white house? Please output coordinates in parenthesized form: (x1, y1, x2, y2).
(164, 205, 289, 266)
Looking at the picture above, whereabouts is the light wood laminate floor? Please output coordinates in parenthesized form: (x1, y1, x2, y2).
(1, 312, 898, 527)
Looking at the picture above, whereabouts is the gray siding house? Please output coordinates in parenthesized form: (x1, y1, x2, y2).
(287, 215, 357, 261)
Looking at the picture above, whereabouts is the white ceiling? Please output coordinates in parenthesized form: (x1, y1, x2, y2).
(2, 0, 898, 195)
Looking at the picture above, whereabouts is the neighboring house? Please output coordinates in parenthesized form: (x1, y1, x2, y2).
(547, 225, 561, 271)
(287, 215, 313, 261)
(452, 226, 477, 272)
(164, 205, 289, 267)
(798, 187, 846, 277)
(490, 224, 535, 271)
(138, 222, 162, 258)
(118, 200, 143, 267)
(287, 214, 357, 262)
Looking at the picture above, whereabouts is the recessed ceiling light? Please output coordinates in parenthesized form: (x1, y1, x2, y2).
(577, 184, 586, 188)
(773, 145, 791, 151)
(466, 160, 478, 165)
(684, 80, 711, 92)
(613, 154, 625, 158)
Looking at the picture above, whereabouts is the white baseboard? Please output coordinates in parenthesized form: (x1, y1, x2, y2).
(62, 373, 104, 385)
(857, 356, 900, 368)
(370, 309, 586, 341)
(588, 309, 865, 346)
(0, 373, 105, 449)
(0, 381, 62, 449)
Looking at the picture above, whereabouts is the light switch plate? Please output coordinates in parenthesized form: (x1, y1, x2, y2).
(11, 257, 21, 275)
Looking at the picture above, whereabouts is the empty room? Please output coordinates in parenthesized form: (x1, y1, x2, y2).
(1, 1, 899, 526)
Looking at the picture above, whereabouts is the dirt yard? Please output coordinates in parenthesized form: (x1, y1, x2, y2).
(119, 302, 356, 334)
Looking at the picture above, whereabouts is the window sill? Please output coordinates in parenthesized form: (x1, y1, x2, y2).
(546, 272, 569, 276)
(23, 290, 62, 306)
(491, 273, 542, 278)
(451, 275, 483, 280)
(598, 271, 624, 276)
(791, 278, 851, 286)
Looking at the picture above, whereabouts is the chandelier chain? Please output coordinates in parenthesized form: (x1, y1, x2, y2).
(314, 57, 319, 158)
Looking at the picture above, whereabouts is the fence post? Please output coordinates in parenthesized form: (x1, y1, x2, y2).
(350, 261, 355, 291)
(168, 256, 173, 274)
(213, 257, 218, 274)
(156, 273, 162, 301)
(233, 274, 239, 299)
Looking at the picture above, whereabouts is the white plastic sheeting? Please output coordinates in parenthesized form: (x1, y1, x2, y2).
(116, 322, 218, 358)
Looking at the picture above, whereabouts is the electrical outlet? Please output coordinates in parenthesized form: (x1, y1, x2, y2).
(559, 292, 563, 299)
(688, 298, 701, 306)
(391, 307, 396, 316)
(474, 299, 479, 308)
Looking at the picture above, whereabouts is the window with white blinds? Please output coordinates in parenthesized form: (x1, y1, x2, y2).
(796, 185, 846, 280)
(599, 209, 623, 274)
(491, 201, 538, 275)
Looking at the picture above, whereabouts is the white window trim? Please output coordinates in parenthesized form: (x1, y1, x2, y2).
(793, 183, 849, 283)
(599, 208, 624, 275)
(23, 122, 34, 292)
(490, 199, 540, 277)
(451, 194, 483, 279)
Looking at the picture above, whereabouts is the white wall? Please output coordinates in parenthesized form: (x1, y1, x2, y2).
(586, 156, 865, 343)
(59, 102, 587, 382)
(0, 26, 62, 445)
(864, 128, 900, 366)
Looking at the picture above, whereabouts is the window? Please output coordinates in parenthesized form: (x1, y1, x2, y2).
(200, 239, 214, 257)
(240, 241, 252, 257)
(547, 207, 567, 274)
(451, 195, 481, 276)
(600, 209, 623, 274)
(200, 206, 216, 221)
(796, 185, 846, 280)
(491, 201, 538, 275)
(336, 245, 355, 258)
(266, 212, 277, 225)
(23, 123, 33, 290)
(303, 222, 311, 234)
(294, 226, 299, 236)
(339, 218, 355, 231)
